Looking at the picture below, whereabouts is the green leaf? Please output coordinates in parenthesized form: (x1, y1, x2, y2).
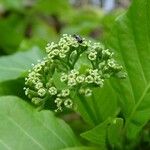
(0, 47, 44, 82)
(107, 0, 150, 139)
(0, 79, 24, 97)
(0, 14, 26, 54)
(81, 118, 123, 149)
(61, 147, 99, 150)
(81, 119, 110, 149)
(0, 96, 79, 149)
(107, 118, 124, 149)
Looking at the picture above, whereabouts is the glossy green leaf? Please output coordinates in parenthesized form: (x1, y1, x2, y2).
(0, 96, 79, 149)
(0, 47, 44, 82)
(107, 0, 150, 139)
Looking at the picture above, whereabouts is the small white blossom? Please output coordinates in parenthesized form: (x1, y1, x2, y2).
(64, 99, 73, 108)
(102, 49, 113, 58)
(53, 49, 59, 55)
(76, 75, 85, 83)
(79, 88, 85, 94)
(62, 45, 70, 53)
(38, 88, 46, 97)
(61, 89, 70, 97)
(48, 52, 55, 59)
(46, 42, 57, 53)
(68, 78, 76, 87)
(25, 88, 29, 95)
(70, 69, 79, 75)
(59, 52, 66, 58)
(108, 59, 116, 68)
(85, 88, 92, 97)
(88, 52, 97, 61)
(88, 69, 99, 76)
(60, 73, 68, 82)
(68, 73, 76, 79)
(35, 82, 43, 89)
(49, 86, 57, 95)
(85, 75, 94, 83)
(94, 76, 104, 87)
(54, 98, 63, 112)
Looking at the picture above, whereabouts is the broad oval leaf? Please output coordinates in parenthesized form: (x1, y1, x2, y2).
(107, 0, 150, 139)
(0, 96, 79, 150)
(0, 47, 44, 82)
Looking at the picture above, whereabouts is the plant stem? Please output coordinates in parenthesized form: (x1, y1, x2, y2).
(77, 94, 98, 125)
(91, 93, 102, 123)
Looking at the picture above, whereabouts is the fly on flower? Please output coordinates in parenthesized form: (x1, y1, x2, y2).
(73, 34, 83, 43)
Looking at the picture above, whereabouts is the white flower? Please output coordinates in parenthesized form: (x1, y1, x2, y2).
(68, 73, 76, 79)
(70, 69, 79, 75)
(60, 73, 68, 82)
(62, 45, 70, 53)
(54, 98, 63, 112)
(35, 82, 43, 89)
(59, 52, 66, 58)
(45, 42, 55, 53)
(76, 75, 85, 83)
(94, 76, 104, 87)
(88, 52, 97, 61)
(48, 52, 55, 59)
(48, 86, 57, 95)
(58, 38, 66, 46)
(102, 49, 113, 58)
(61, 89, 70, 97)
(53, 49, 60, 55)
(25, 88, 29, 95)
(85, 88, 92, 97)
(68, 78, 76, 87)
(38, 88, 46, 97)
(108, 59, 116, 68)
(85, 75, 94, 83)
(88, 69, 99, 76)
(64, 99, 73, 108)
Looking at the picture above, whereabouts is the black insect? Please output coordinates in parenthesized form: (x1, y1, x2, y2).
(73, 34, 83, 43)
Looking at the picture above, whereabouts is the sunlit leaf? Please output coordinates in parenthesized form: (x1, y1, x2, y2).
(0, 96, 80, 149)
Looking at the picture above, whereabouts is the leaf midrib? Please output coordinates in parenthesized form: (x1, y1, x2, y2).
(7, 116, 45, 150)
(13, 103, 69, 147)
(118, 10, 150, 128)
(0, 139, 12, 150)
(125, 82, 150, 128)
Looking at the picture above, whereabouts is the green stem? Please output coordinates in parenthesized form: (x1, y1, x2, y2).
(91, 93, 102, 123)
(78, 94, 97, 125)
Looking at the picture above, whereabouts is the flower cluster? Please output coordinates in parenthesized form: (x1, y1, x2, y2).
(24, 34, 125, 112)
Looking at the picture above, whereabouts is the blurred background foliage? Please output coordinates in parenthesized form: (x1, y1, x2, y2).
(0, 0, 130, 55)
